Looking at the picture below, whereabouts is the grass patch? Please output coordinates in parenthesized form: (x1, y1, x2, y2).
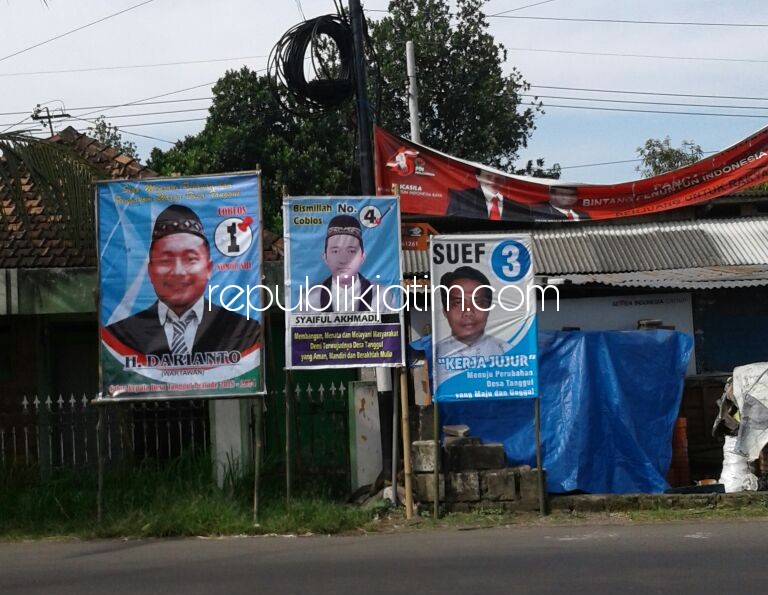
(0, 455, 381, 540)
(627, 503, 768, 523)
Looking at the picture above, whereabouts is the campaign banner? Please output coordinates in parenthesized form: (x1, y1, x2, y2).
(430, 234, 539, 402)
(375, 125, 768, 221)
(284, 196, 405, 369)
(97, 173, 265, 401)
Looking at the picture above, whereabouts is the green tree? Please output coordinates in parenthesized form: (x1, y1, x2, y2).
(87, 116, 138, 159)
(636, 136, 704, 178)
(148, 68, 356, 231)
(149, 0, 558, 230)
(371, 0, 554, 175)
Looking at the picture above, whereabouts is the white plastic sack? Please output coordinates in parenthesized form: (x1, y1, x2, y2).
(732, 363, 768, 461)
(720, 435, 759, 493)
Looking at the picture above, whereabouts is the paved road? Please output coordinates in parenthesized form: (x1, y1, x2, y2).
(2, 520, 768, 595)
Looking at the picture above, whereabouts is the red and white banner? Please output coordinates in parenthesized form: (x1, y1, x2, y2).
(374, 125, 768, 222)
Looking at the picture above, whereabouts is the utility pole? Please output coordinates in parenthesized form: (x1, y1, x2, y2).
(406, 41, 421, 144)
(31, 105, 70, 136)
(348, 0, 374, 194)
(348, 0, 397, 491)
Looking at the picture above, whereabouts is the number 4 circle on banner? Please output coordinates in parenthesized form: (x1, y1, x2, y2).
(490, 239, 531, 283)
(214, 217, 254, 257)
(359, 205, 383, 228)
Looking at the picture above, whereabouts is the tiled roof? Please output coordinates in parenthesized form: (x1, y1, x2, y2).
(1, 127, 281, 267)
(0, 127, 157, 268)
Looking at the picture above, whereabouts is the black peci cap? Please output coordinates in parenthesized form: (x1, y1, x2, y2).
(325, 214, 363, 251)
(151, 205, 207, 245)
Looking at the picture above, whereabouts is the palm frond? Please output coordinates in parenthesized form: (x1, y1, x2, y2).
(0, 132, 97, 252)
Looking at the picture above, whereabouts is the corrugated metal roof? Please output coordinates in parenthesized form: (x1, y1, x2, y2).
(530, 217, 768, 274)
(562, 265, 768, 289)
(401, 217, 768, 281)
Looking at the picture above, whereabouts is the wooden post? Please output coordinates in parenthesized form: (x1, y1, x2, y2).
(253, 398, 263, 524)
(285, 369, 292, 506)
(433, 399, 440, 519)
(534, 397, 547, 516)
(399, 367, 413, 519)
(96, 404, 105, 523)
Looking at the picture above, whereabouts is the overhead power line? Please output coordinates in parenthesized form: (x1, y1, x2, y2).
(0, 0, 157, 64)
(67, 115, 176, 145)
(530, 85, 768, 102)
(113, 117, 208, 129)
(541, 103, 768, 118)
(507, 46, 768, 64)
(489, 0, 557, 17)
(74, 80, 220, 120)
(0, 56, 268, 78)
(0, 97, 212, 118)
(1, 107, 211, 128)
(489, 14, 768, 27)
(523, 94, 768, 110)
(559, 150, 717, 170)
(76, 65, 268, 121)
(559, 157, 641, 170)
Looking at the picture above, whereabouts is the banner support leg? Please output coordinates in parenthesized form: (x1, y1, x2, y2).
(253, 398, 263, 524)
(433, 400, 440, 519)
(285, 370, 292, 507)
(399, 367, 414, 519)
(96, 404, 105, 524)
(535, 396, 547, 516)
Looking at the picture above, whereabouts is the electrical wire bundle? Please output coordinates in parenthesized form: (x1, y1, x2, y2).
(268, 14, 355, 116)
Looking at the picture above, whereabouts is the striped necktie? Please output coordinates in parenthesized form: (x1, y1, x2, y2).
(170, 313, 193, 356)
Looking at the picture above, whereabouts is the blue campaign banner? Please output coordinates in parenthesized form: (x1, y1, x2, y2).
(430, 235, 539, 402)
(97, 173, 264, 400)
(284, 196, 405, 369)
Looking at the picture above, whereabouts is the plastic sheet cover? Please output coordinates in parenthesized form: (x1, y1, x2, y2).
(411, 330, 693, 494)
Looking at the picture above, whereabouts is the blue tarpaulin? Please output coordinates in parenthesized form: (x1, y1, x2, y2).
(410, 330, 693, 494)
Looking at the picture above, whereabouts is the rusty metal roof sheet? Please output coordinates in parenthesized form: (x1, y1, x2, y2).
(562, 265, 768, 289)
(529, 217, 768, 275)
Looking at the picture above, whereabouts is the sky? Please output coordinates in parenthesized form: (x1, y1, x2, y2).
(1, 0, 767, 184)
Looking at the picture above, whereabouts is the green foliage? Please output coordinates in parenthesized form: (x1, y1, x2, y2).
(0, 455, 377, 539)
(148, 0, 558, 229)
(148, 68, 357, 232)
(636, 136, 704, 178)
(87, 116, 139, 159)
(0, 132, 97, 250)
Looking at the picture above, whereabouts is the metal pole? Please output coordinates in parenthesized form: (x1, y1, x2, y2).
(285, 370, 292, 506)
(348, 0, 374, 194)
(253, 398, 263, 524)
(350, 0, 394, 491)
(534, 397, 547, 515)
(405, 41, 421, 144)
(433, 399, 440, 519)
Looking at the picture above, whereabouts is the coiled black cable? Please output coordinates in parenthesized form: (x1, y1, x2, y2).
(268, 14, 355, 116)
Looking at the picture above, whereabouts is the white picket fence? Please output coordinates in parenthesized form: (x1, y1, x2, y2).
(0, 394, 209, 469)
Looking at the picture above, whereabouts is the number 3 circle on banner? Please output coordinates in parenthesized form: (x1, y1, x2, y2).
(490, 239, 531, 283)
(214, 217, 253, 257)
